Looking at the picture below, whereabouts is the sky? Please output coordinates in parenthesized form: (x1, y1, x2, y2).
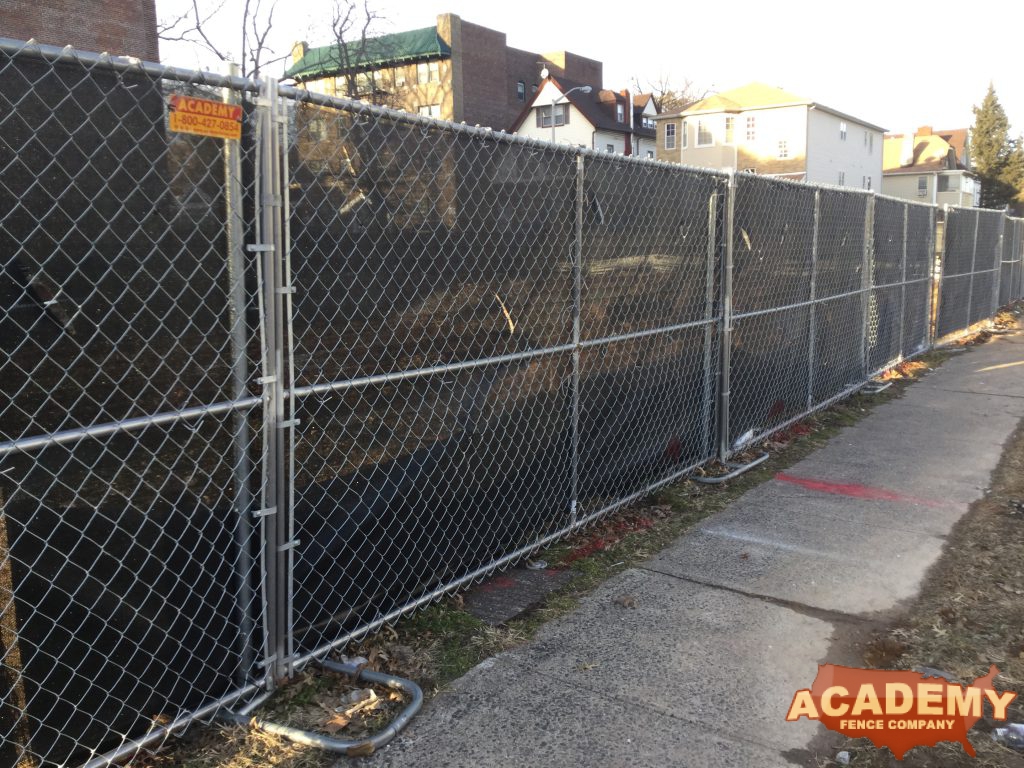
(156, 0, 1023, 136)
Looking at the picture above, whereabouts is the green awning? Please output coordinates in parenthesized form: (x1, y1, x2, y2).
(285, 27, 451, 81)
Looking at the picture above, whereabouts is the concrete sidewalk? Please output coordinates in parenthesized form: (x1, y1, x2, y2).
(362, 329, 1024, 768)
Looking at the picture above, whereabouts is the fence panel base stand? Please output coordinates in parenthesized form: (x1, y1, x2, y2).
(221, 660, 423, 757)
(693, 452, 770, 485)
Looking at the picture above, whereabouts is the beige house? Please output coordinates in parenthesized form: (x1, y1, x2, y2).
(286, 13, 602, 132)
(654, 83, 885, 187)
(881, 126, 980, 207)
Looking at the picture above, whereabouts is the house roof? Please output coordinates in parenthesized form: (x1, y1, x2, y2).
(680, 83, 808, 114)
(511, 76, 641, 136)
(882, 132, 965, 175)
(285, 27, 451, 81)
(654, 81, 887, 132)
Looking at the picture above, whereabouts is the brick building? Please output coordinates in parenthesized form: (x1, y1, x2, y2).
(1, 0, 159, 60)
(286, 12, 603, 131)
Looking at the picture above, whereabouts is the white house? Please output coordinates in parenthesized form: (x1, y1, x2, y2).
(511, 74, 658, 156)
(653, 83, 885, 188)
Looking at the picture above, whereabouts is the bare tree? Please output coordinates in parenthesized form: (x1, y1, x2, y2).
(329, 0, 383, 99)
(158, 0, 286, 78)
(632, 73, 710, 114)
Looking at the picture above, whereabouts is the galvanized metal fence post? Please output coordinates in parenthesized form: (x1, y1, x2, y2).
(717, 169, 737, 459)
(966, 208, 980, 327)
(994, 214, 1006, 311)
(931, 206, 948, 342)
(898, 203, 909, 357)
(701, 186, 719, 457)
(569, 152, 584, 527)
(806, 189, 820, 410)
(223, 61, 255, 686)
(861, 194, 875, 378)
(255, 75, 288, 685)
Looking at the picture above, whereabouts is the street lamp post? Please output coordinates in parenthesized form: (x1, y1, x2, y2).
(549, 84, 592, 145)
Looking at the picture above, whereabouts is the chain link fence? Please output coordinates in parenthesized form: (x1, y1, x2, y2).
(999, 217, 1024, 307)
(936, 207, 1007, 338)
(2, 39, 1024, 765)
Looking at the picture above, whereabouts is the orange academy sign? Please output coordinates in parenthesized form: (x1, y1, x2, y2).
(168, 94, 242, 140)
(786, 664, 1017, 759)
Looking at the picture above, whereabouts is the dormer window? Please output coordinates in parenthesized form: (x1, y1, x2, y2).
(616, 103, 624, 122)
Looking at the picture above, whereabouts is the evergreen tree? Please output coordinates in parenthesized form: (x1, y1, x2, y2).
(1001, 137, 1024, 213)
(971, 84, 1013, 208)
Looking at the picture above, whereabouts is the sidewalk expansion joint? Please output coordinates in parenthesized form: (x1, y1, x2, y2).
(637, 566, 876, 627)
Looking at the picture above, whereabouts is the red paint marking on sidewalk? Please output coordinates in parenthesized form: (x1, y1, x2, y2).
(775, 473, 948, 508)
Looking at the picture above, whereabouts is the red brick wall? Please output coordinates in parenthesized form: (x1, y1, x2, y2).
(2, 0, 159, 61)
(455, 19, 515, 131)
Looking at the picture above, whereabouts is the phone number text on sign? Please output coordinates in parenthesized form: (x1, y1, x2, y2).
(168, 95, 242, 140)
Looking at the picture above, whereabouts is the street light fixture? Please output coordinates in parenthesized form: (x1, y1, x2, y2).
(549, 83, 592, 145)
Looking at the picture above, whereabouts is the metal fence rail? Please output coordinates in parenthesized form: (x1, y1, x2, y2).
(2, 38, 1024, 766)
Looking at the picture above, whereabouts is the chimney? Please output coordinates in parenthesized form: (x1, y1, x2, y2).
(916, 125, 933, 137)
(900, 131, 916, 166)
(291, 41, 308, 65)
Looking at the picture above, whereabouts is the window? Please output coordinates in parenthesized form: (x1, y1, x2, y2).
(606, 144, 615, 152)
(840, 121, 847, 140)
(745, 116, 756, 141)
(682, 120, 689, 148)
(867, 176, 872, 190)
(531, 83, 538, 93)
(777, 140, 788, 158)
(938, 175, 960, 192)
(355, 72, 373, 94)
(418, 61, 439, 84)
(516, 80, 526, 102)
(664, 122, 676, 150)
(725, 116, 734, 144)
(838, 171, 845, 186)
(696, 119, 713, 146)
(869, 133, 874, 153)
(864, 130, 868, 147)
(862, 175, 872, 190)
(395, 69, 406, 87)
(642, 116, 656, 129)
(418, 104, 441, 118)
(917, 176, 928, 196)
(646, 150, 654, 159)
(536, 103, 569, 128)
(742, 167, 757, 173)
(616, 103, 625, 122)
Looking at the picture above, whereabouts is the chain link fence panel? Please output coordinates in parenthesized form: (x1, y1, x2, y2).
(279, 89, 727, 664)
(0, 42, 268, 766)
(937, 207, 1008, 338)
